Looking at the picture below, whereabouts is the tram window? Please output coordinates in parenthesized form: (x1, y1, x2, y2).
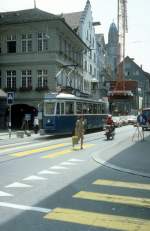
(83, 103, 88, 114)
(61, 103, 64, 114)
(102, 104, 105, 113)
(65, 102, 74, 114)
(76, 102, 82, 114)
(88, 104, 93, 114)
(98, 104, 102, 113)
(56, 103, 60, 114)
(44, 102, 55, 115)
(93, 104, 97, 114)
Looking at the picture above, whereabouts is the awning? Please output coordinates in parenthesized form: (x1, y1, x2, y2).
(0, 89, 7, 98)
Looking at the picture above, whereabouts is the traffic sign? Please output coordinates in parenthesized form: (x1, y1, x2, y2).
(7, 92, 14, 105)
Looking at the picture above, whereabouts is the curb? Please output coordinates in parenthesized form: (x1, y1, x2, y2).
(92, 154, 150, 179)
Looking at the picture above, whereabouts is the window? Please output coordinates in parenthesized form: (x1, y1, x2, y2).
(21, 34, 32, 52)
(89, 64, 92, 74)
(56, 103, 60, 114)
(94, 53, 96, 63)
(0, 70, 1, 88)
(65, 102, 74, 114)
(7, 35, 16, 53)
(84, 60, 87, 71)
(21, 70, 32, 88)
(37, 69, 48, 88)
(61, 103, 65, 114)
(44, 102, 55, 115)
(37, 32, 48, 51)
(6, 70, 16, 89)
(76, 102, 82, 114)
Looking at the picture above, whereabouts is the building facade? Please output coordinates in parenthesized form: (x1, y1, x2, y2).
(0, 8, 87, 128)
(63, 0, 104, 97)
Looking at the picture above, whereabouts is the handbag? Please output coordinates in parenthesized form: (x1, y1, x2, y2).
(72, 136, 79, 146)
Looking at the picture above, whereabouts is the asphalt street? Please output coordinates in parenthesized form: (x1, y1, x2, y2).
(0, 125, 150, 231)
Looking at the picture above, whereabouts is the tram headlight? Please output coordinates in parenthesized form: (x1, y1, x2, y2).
(47, 119, 51, 123)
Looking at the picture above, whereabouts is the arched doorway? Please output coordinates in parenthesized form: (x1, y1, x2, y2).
(6, 104, 37, 129)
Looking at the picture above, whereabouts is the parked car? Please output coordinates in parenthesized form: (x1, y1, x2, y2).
(120, 116, 128, 126)
(127, 115, 137, 125)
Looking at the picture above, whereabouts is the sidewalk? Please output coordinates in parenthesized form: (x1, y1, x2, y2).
(93, 132, 150, 178)
(0, 130, 41, 141)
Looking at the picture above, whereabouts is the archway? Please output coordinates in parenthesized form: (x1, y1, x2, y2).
(6, 104, 37, 129)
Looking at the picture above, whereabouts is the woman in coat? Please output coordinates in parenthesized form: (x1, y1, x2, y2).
(75, 116, 85, 149)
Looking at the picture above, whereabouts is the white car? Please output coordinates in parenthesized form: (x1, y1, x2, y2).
(127, 115, 137, 125)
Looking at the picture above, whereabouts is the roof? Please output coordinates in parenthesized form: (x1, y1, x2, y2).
(62, 11, 82, 30)
(125, 56, 150, 76)
(0, 8, 60, 25)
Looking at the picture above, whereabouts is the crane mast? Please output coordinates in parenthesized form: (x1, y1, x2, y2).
(116, 0, 128, 90)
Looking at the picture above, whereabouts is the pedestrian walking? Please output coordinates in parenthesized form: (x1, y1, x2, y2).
(33, 116, 39, 134)
(75, 116, 85, 149)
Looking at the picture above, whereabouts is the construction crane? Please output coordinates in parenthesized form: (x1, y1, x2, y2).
(108, 0, 134, 114)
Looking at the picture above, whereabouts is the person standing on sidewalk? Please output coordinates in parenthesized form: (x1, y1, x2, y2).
(75, 116, 85, 149)
(136, 111, 147, 140)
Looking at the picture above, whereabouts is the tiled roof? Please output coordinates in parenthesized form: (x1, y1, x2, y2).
(62, 12, 82, 30)
(0, 8, 60, 25)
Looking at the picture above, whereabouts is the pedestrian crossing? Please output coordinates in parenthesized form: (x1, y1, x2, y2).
(9, 143, 94, 158)
(44, 207, 150, 231)
(44, 179, 150, 230)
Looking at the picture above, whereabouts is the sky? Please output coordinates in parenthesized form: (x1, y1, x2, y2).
(0, 0, 150, 73)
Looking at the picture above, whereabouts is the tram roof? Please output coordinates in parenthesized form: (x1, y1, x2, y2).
(44, 92, 104, 103)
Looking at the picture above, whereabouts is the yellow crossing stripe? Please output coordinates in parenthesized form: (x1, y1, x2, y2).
(44, 207, 150, 231)
(93, 179, 150, 191)
(10, 143, 69, 157)
(73, 191, 150, 208)
(41, 144, 94, 159)
(42, 149, 72, 158)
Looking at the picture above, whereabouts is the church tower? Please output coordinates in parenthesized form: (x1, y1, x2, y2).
(106, 22, 118, 79)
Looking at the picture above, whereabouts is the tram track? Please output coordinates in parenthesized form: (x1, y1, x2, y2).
(0, 126, 130, 166)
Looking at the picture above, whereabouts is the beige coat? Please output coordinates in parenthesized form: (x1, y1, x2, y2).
(75, 119, 85, 139)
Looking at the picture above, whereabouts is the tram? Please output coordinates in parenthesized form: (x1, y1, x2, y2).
(42, 92, 108, 135)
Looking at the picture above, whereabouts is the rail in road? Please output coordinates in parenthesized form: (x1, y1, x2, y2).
(0, 126, 150, 230)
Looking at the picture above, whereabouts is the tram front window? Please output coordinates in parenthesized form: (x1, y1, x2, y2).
(44, 102, 55, 115)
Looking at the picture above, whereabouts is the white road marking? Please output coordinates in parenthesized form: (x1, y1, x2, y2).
(0, 191, 13, 197)
(0, 202, 51, 213)
(69, 158, 85, 162)
(0, 142, 30, 149)
(50, 166, 69, 170)
(38, 170, 60, 175)
(60, 161, 77, 166)
(5, 182, 32, 188)
(23, 175, 47, 181)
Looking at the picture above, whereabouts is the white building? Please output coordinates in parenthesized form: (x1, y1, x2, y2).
(63, 0, 104, 97)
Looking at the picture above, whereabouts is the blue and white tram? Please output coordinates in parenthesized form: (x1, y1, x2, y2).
(42, 92, 108, 135)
